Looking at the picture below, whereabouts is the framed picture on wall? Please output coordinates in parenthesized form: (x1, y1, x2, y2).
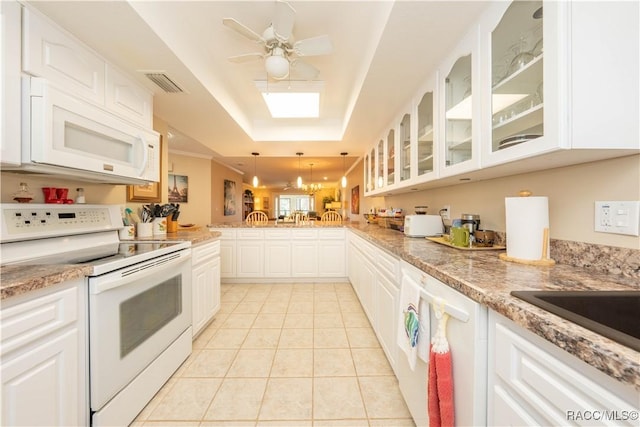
(351, 185, 360, 214)
(168, 174, 188, 202)
(126, 136, 163, 203)
(224, 179, 236, 216)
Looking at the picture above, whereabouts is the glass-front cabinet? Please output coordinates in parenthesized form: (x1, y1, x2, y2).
(417, 91, 434, 178)
(443, 54, 473, 171)
(376, 140, 384, 189)
(487, 1, 545, 162)
(387, 129, 395, 186)
(363, 0, 638, 197)
(399, 114, 411, 182)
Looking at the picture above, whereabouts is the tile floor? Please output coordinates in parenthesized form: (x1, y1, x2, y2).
(133, 282, 415, 427)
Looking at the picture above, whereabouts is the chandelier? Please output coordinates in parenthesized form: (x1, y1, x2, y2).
(301, 163, 322, 195)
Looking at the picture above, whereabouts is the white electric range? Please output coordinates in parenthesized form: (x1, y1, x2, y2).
(0, 204, 192, 427)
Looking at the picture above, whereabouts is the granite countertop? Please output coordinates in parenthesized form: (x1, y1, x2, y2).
(0, 229, 220, 301)
(207, 221, 346, 228)
(346, 223, 639, 390)
(2, 222, 637, 388)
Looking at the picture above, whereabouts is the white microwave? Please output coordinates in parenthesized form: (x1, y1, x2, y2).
(9, 77, 160, 184)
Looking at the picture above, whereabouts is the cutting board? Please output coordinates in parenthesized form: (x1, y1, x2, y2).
(426, 236, 505, 251)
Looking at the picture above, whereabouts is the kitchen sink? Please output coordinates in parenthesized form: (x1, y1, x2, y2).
(510, 290, 640, 352)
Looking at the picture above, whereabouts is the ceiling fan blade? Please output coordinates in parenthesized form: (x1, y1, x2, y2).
(293, 35, 333, 56)
(228, 53, 264, 63)
(222, 17, 265, 43)
(273, 0, 295, 42)
(290, 59, 320, 80)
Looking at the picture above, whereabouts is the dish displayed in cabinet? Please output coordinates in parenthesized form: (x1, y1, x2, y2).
(498, 134, 541, 150)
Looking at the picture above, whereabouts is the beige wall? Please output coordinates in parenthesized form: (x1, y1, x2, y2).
(167, 152, 211, 227)
(359, 154, 639, 249)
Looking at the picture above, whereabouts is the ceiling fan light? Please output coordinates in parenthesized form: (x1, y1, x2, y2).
(265, 54, 289, 79)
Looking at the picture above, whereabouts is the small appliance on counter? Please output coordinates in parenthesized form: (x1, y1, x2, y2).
(404, 214, 444, 237)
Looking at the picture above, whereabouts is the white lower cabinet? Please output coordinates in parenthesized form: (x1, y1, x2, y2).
(236, 229, 264, 278)
(318, 229, 346, 277)
(210, 227, 346, 281)
(191, 240, 221, 337)
(488, 311, 640, 427)
(347, 231, 400, 372)
(0, 279, 87, 426)
(264, 229, 292, 277)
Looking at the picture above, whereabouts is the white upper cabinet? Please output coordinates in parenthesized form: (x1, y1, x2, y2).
(480, 0, 639, 168)
(105, 65, 153, 127)
(387, 128, 396, 186)
(439, 25, 481, 178)
(1, 0, 22, 166)
(362, 0, 639, 197)
(399, 114, 411, 183)
(416, 88, 435, 180)
(22, 7, 106, 104)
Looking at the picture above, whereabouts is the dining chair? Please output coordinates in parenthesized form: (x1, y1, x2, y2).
(245, 211, 268, 224)
(321, 211, 342, 223)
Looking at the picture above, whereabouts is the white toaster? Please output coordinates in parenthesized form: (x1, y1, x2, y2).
(404, 214, 444, 237)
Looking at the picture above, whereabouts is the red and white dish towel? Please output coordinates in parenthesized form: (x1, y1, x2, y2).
(428, 299, 454, 427)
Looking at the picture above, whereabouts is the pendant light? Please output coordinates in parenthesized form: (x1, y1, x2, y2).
(296, 152, 303, 188)
(251, 152, 259, 188)
(340, 152, 348, 188)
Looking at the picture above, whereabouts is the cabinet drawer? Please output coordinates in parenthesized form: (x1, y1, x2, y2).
(264, 229, 292, 240)
(22, 7, 106, 104)
(1, 285, 79, 355)
(210, 228, 236, 240)
(494, 321, 638, 425)
(318, 228, 345, 239)
(192, 240, 220, 265)
(237, 229, 264, 239)
(292, 229, 318, 240)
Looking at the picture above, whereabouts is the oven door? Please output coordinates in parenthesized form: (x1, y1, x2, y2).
(88, 249, 191, 410)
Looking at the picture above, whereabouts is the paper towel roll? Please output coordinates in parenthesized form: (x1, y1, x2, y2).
(505, 196, 549, 260)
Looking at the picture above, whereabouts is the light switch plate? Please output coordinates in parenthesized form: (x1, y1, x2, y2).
(594, 201, 640, 236)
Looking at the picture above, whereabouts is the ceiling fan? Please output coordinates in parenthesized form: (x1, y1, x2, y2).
(223, 0, 333, 80)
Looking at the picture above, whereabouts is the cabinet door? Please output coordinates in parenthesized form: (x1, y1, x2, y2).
(236, 241, 264, 277)
(2, 329, 81, 426)
(318, 240, 345, 277)
(440, 26, 480, 178)
(291, 241, 318, 277)
(376, 139, 385, 190)
(387, 128, 396, 186)
(192, 259, 216, 336)
(399, 114, 411, 182)
(219, 241, 236, 278)
(1, 0, 21, 166)
(105, 65, 153, 127)
(375, 273, 398, 371)
(22, 7, 105, 104)
(417, 90, 435, 179)
(1, 281, 85, 427)
(265, 241, 291, 277)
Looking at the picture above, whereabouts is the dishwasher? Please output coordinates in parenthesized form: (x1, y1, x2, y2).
(397, 261, 488, 427)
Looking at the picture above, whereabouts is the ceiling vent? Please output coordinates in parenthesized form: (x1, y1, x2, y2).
(143, 72, 184, 93)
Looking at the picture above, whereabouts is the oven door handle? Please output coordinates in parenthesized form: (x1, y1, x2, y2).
(90, 251, 190, 294)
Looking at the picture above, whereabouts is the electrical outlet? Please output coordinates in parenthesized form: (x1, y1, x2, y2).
(440, 205, 451, 220)
(594, 201, 640, 236)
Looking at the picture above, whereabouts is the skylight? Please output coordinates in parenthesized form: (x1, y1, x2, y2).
(255, 80, 324, 119)
(262, 92, 320, 118)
